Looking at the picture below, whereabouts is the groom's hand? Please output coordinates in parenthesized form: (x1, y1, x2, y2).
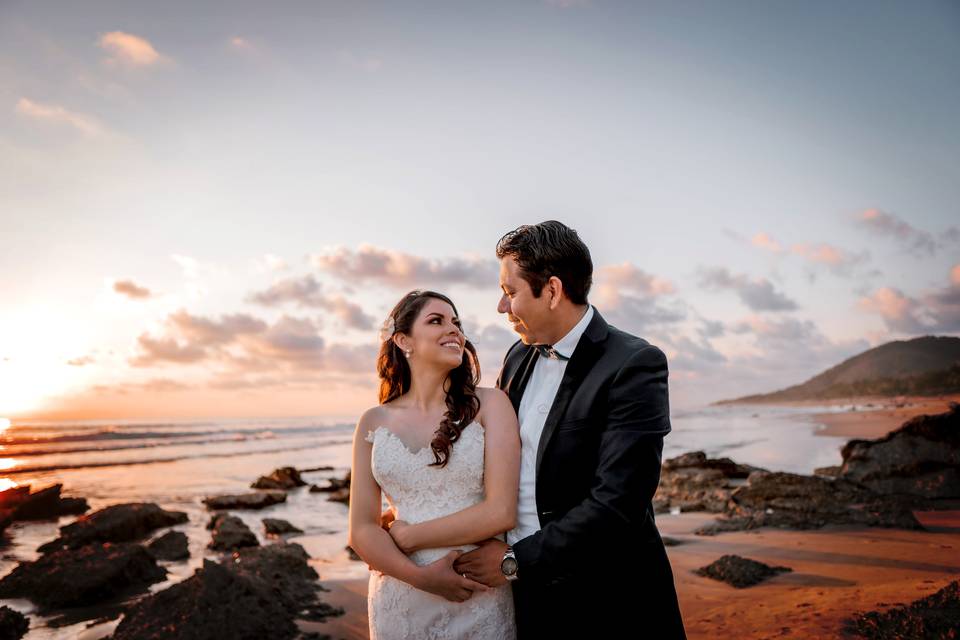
(416, 550, 490, 603)
(453, 538, 509, 587)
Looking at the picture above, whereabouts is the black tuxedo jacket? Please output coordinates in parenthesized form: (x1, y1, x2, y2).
(497, 308, 686, 638)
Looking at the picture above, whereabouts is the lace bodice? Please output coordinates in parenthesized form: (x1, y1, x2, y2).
(364, 419, 516, 640)
(366, 421, 490, 566)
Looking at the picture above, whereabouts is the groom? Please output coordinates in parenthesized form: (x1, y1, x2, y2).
(454, 221, 686, 638)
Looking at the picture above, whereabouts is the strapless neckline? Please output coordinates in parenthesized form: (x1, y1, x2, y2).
(371, 421, 483, 456)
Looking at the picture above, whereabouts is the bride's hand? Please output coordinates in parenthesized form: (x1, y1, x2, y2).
(388, 519, 415, 553)
(414, 550, 490, 603)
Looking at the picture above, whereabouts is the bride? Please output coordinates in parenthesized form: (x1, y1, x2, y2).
(348, 290, 520, 640)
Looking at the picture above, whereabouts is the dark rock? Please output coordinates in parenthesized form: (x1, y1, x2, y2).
(110, 558, 299, 640)
(0, 485, 30, 509)
(695, 554, 792, 588)
(0, 484, 89, 523)
(654, 451, 764, 514)
(209, 515, 259, 551)
(38, 503, 188, 553)
(813, 465, 841, 478)
(299, 601, 345, 622)
(0, 542, 166, 610)
(203, 491, 287, 510)
(847, 579, 960, 639)
(300, 465, 334, 473)
(298, 633, 332, 640)
(227, 542, 331, 617)
(147, 530, 190, 561)
(840, 404, 960, 498)
(697, 471, 923, 535)
(661, 536, 686, 547)
(263, 518, 303, 535)
(0, 605, 29, 640)
(326, 488, 350, 505)
(251, 466, 308, 490)
(309, 471, 350, 493)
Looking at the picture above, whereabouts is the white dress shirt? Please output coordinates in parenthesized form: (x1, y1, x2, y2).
(506, 305, 594, 546)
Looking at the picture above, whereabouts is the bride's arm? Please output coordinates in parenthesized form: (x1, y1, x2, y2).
(347, 408, 427, 586)
(389, 389, 520, 553)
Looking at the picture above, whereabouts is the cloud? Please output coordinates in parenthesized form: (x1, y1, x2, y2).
(246, 274, 375, 330)
(748, 231, 868, 276)
(790, 242, 868, 276)
(544, 0, 591, 7)
(751, 232, 783, 253)
(67, 355, 96, 367)
(858, 265, 960, 333)
(591, 262, 685, 333)
(230, 36, 256, 52)
(15, 98, 103, 137)
(98, 31, 166, 68)
(698, 267, 799, 312)
(129, 308, 377, 375)
(856, 209, 958, 257)
(113, 279, 153, 299)
(310, 245, 498, 289)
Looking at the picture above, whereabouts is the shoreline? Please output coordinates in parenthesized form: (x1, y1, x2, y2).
(806, 394, 960, 439)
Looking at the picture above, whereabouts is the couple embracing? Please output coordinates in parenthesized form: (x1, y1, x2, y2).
(348, 221, 686, 639)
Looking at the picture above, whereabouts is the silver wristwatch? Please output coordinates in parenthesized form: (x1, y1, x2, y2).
(500, 546, 519, 581)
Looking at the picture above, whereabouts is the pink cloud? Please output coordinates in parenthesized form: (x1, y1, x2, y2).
(310, 245, 497, 288)
(15, 98, 103, 137)
(751, 232, 783, 253)
(113, 279, 153, 299)
(98, 31, 166, 67)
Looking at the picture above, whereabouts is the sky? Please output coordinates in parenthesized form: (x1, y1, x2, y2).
(1, 0, 958, 420)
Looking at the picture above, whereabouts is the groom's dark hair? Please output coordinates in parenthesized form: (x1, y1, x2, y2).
(496, 220, 593, 305)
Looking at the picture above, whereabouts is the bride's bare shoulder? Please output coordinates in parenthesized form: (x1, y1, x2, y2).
(475, 387, 514, 425)
(356, 405, 389, 433)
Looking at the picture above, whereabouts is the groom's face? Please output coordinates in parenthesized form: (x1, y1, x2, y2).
(498, 256, 551, 345)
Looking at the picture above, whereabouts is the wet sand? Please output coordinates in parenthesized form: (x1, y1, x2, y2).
(809, 395, 960, 439)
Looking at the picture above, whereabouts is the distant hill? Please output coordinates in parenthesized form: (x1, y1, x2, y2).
(719, 335, 960, 404)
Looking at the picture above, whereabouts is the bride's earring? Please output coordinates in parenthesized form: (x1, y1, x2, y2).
(404, 349, 412, 358)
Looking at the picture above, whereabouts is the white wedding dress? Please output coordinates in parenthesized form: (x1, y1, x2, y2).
(365, 421, 517, 640)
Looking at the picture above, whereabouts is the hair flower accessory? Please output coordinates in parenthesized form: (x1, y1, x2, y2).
(378, 314, 396, 343)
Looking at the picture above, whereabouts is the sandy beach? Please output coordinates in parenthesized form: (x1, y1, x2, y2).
(801, 395, 959, 440)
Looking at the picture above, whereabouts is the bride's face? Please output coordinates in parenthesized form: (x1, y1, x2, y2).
(395, 298, 465, 371)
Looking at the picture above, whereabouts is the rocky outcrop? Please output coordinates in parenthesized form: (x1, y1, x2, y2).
(251, 466, 307, 490)
(202, 491, 287, 511)
(0, 605, 29, 640)
(847, 579, 960, 639)
(37, 503, 188, 553)
(654, 451, 764, 514)
(310, 471, 351, 505)
(840, 404, 960, 498)
(147, 530, 190, 561)
(208, 514, 259, 551)
(0, 542, 166, 610)
(263, 518, 303, 535)
(695, 555, 792, 588)
(110, 542, 341, 640)
(697, 471, 923, 535)
(109, 558, 298, 640)
(0, 484, 89, 531)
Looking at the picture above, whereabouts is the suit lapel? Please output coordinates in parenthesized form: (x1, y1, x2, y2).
(534, 308, 609, 477)
(504, 346, 539, 414)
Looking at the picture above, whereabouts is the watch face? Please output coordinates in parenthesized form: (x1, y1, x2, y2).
(501, 557, 518, 575)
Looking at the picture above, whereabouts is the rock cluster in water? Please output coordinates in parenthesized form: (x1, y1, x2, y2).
(0, 483, 88, 535)
(846, 579, 960, 639)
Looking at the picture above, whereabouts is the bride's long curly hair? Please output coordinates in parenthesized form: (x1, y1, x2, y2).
(377, 290, 481, 468)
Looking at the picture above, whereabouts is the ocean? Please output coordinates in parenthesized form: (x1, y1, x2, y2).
(0, 403, 854, 638)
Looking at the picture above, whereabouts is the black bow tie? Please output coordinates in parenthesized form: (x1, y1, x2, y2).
(533, 344, 570, 361)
